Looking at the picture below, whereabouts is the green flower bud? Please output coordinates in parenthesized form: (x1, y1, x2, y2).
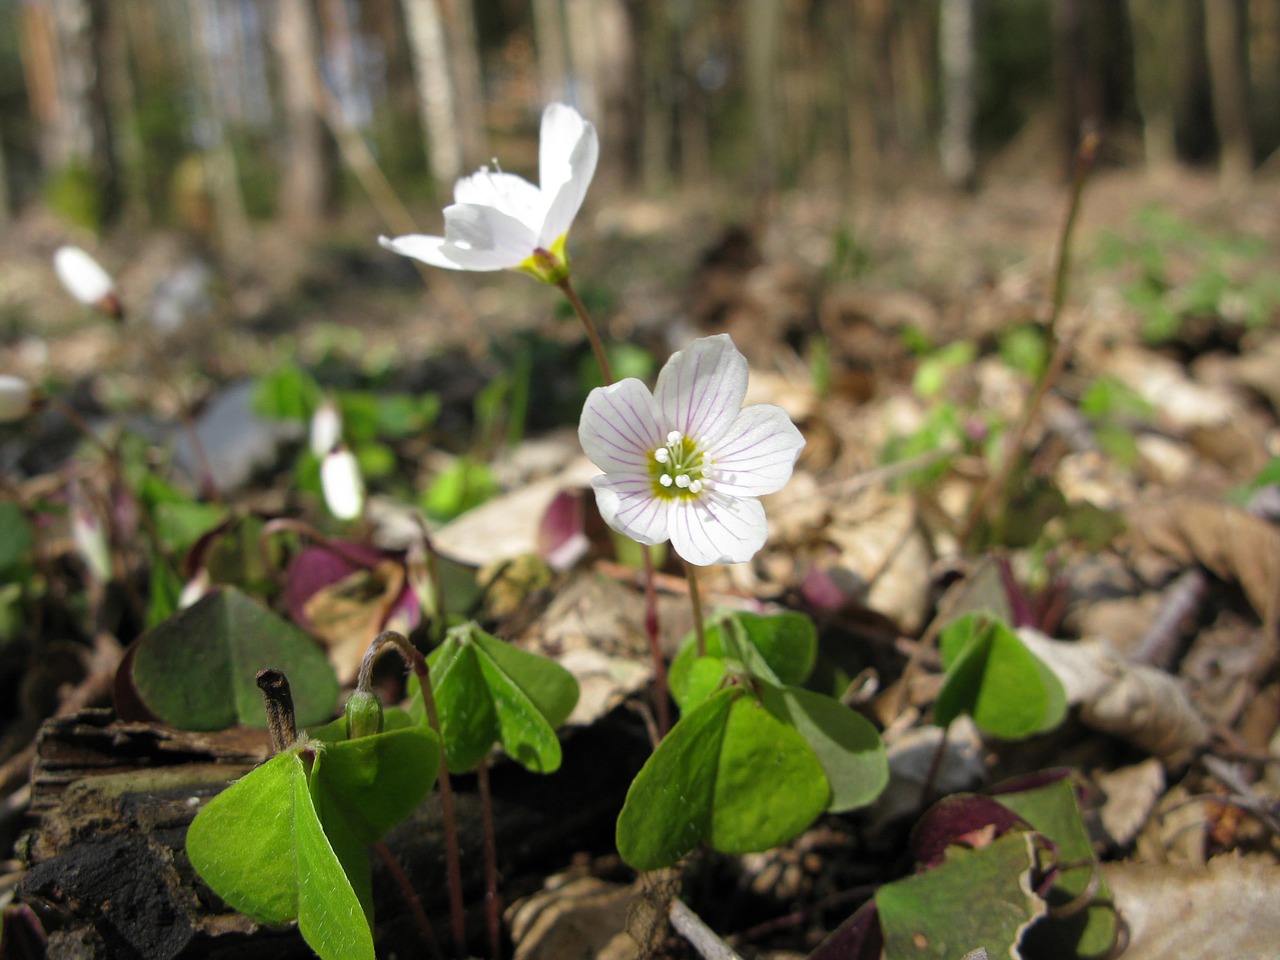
(344, 688, 384, 739)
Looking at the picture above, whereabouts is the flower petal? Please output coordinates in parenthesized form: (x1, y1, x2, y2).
(538, 110, 598, 247)
(655, 335, 749, 445)
(539, 103, 595, 195)
(453, 170, 545, 234)
(669, 492, 767, 566)
(579, 379, 664, 473)
(708, 404, 805, 497)
(592, 473, 669, 546)
(378, 233, 473, 271)
(439, 203, 539, 270)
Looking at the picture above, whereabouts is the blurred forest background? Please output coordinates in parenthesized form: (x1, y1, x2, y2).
(2, 0, 1279, 253)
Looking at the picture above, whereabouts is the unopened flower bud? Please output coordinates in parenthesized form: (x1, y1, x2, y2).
(70, 488, 113, 583)
(0, 375, 35, 422)
(344, 688, 385, 739)
(309, 398, 343, 457)
(54, 245, 123, 320)
(321, 446, 365, 520)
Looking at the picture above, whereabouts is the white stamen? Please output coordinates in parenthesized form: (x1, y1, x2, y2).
(675, 475, 691, 489)
(653, 447, 670, 463)
(666, 430, 682, 444)
(660, 475, 673, 487)
(689, 479, 703, 494)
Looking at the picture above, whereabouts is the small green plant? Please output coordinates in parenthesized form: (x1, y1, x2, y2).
(616, 609, 888, 869)
(186, 668, 439, 960)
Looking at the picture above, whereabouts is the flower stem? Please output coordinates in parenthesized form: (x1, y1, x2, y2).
(372, 840, 443, 960)
(476, 759, 503, 959)
(686, 563, 706, 658)
(556, 276, 612, 385)
(643, 546, 671, 737)
(376, 630, 468, 955)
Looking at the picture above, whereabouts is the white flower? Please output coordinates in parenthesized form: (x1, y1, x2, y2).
(309, 398, 343, 457)
(578, 334, 804, 566)
(0, 375, 34, 422)
(53, 246, 122, 317)
(321, 447, 365, 521)
(379, 102, 598, 284)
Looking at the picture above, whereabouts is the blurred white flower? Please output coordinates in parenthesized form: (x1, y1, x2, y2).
(53, 246, 122, 319)
(321, 446, 365, 521)
(70, 484, 113, 583)
(0, 375, 34, 422)
(309, 398, 343, 457)
(379, 102, 598, 285)
(578, 334, 804, 566)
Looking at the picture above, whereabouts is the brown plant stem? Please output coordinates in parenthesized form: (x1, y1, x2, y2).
(372, 840, 443, 960)
(256, 668, 298, 753)
(959, 131, 1099, 548)
(476, 760, 503, 959)
(374, 630, 468, 955)
(643, 545, 671, 737)
(556, 276, 613, 385)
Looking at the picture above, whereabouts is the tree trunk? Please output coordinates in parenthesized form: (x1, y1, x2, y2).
(532, 0, 570, 105)
(402, 0, 463, 189)
(1248, 0, 1280, 157)
(745, 0, 782, 196)
(1129, 0, 1184, 169)
(274, 0, 331, 236)
(23, 0, 119, 225)
(1204, 0, 1254, 185)
(443, 0, 487, 168)
(939, 0, 977, 189)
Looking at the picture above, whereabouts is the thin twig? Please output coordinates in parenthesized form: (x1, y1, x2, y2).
(372, 840, 443, 960)
(669, 899, 745, 960)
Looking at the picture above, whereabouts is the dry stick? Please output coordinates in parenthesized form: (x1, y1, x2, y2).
(475, 760, 502, 960)
(959, 131, 1100, 549)
(256, 669, 298, 752)
(371, 630, 469, 955)
(669, 898, 745, 960)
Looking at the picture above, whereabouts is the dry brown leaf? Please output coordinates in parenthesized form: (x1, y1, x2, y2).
(302, 559, 405, 683)
(1125, 498, 1280, 633)
(506, 873, 641, 960)
(1096, 758, 1165, 846)
(1104, 855, 1280, 960)
(1017, 629, 1210, 760)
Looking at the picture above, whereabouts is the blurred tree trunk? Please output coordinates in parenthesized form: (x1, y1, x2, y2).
(274, 0, 332, 236)
(22, 0, 119, 224)
(745, 0, 781, 196)
(1250, 0, 1280, 156)
(565, 0, 634, 188)
(1205, 0, 1254, 185)
(939, 0, 977, 189)
(637, 1, 674, 190)
(402, 0, 462, 188)
(533, 0, 569, 105)
(187, 0, 250, 258)
(443, 0, 487, 168)
(1129, 0, 1184, 169)
(101, 0, 147, 226)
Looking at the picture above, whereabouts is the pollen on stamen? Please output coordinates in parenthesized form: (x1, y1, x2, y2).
(689, 480, 703, 494)
(666, 430, 682, 444)
(675, 475, 691, 489)
(660, 475, 673, 487)
(654, 448, 670, 463)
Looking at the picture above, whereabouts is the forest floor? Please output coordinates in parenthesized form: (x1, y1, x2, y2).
(1, 163, 1280, 959)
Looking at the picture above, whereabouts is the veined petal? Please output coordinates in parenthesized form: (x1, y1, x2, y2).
(538, 114, 598, 247)
(579, 379, 664, 473)
(453, 170, 545, 233)
(592, 473, 670, 546)
(378, 233, 474, 271)
(669, 491, 767, 566)
(440, 203, 539, 270)
(655, 335, 749, 446)
(708, 404, 805, 497)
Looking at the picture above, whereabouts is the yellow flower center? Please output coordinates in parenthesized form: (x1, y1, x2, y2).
(649, 431, 710, 500)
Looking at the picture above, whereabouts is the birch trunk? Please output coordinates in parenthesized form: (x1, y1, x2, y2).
(402, 0, 462, 187)
(939, 0, 977, 189)
(1205, 0, 1254, 185)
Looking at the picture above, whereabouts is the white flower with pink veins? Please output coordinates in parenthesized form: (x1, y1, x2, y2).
(579, 334, 804, 566)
